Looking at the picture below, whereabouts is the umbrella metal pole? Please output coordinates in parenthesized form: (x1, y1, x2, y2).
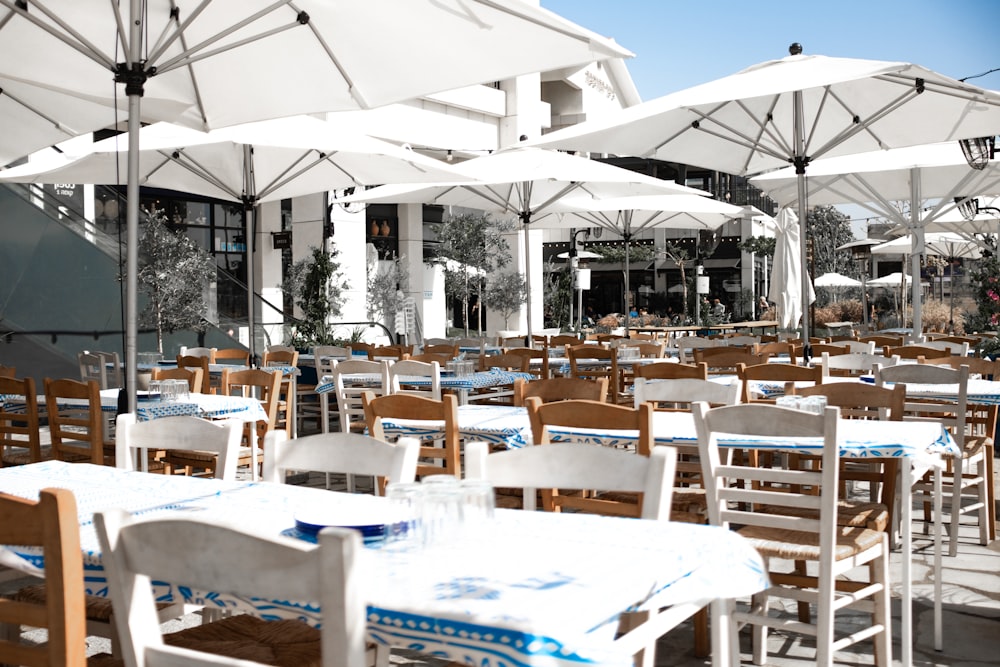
(910, 171, 923, 339)
(623, 228, 631, 338)
(520, 209, 533, 339)
(793, 89, 812, 362)
(243, 144, 256, 362)
(122, 0, 144, 415)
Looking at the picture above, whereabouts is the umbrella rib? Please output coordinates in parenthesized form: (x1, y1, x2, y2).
(0, 0, 116, 69)
(160, 148, 242, 201)
(144, 0, 210, 64)
(463, 183, 519, 216)
(685, 104, 791, 166)
(0, 88, 86, 138)
(256, 149, 339, 201)
(735, 96, 793, 168)
(531, 182, 584, 216)
(809, 86, 918, 160)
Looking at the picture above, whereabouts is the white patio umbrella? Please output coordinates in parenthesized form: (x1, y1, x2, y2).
(813, 272, 862, 287)
(536, 194, 742, 335)
(868, 272, 913, 286)
(752, 141, 1000, 333)
(768, 207, 815, 330)
(338, 146, 707, 336)
(530, 44, 1000, 368)
(0, 0, 633, 412)
(0, 116, 471, 360)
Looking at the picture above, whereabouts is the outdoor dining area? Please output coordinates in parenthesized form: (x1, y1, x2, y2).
(2, 1, 1000, 667)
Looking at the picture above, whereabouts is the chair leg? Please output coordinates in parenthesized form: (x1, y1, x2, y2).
(692, 606, 710, 658)
(872, 538, 892, 667)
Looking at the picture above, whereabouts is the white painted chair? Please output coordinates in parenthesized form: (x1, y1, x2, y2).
(675, 336, 719, 364)
(262, 431, 419, 495)
(918, 339, 971, 356)
(819, 352, 899, 377)
(94, 510, 367, 667)
(115, 413, 243, 480)
(875, 363, 985, 555)
(333, 359, 391, 434)
(824, 339, 876, 355)
(632, 376, 741, 410)
(178, 346, 216, 362)
(388, 359, 441, 400)
(465, 441, 675, 518)
(692, 402, 891, 667)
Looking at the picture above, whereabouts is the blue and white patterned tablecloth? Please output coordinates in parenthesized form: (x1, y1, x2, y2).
(858, 378, 1000, 406)
(61, 389, 267, 422)
(316, 369, 534, 395)
(380, 405, 532, 448)
(0, 461, 767, 667)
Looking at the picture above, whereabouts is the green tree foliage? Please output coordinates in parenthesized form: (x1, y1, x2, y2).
(436, 212, 515, 336)
(137, 211, 215, 353)
(737, 235, 776, 258)
(367, 253, 409, 333)
(966, 240, 1000, 340)
(542, 257, 572, 330)
(659, 241, 692, 319)
(482, 271, 527, 328)
(281, 245, 350, 348)
(807, 205, 856, 277)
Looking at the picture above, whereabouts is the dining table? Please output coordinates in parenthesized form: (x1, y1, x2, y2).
(0, 460, 769, 667)
(378, 403, 957, 667)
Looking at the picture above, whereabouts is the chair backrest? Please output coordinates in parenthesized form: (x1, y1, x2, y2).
(501, 347, 548, 379)
(313, 345, 349, 381)
(176, 355, 212, 393)
(0, 365, 15, 377)
(44, 377, 109, 465)
(917, 340, 971, 356)
(0, 487, 86, 667)
(548, 334, 582, 349)
(622, 341, 665, 358)
(371, 344, 412, 361)
(512, 376, 609, 406)
(737, 362, 823, 403)
(218, 368, 282, 448)
(77, 351, 109, 390)
(792, 382, 906, 421)
(721, 335, 760, 347)
(116, 413, 243, 479)
(819, 351, 899, 377)
(693, 346, 769, 374)
(388, 359, 441, 400)
(333, 359, 390, 433)
(364, 392, 460, 478)
(884, 344, 951, 360)
(421, 344, 460, 358)
(0, 375, 42, 464)
(180, 346, 216, 360)
(213, 347, 251, 365)
(874, 363, 969, 438)
(859, 334, 905, 348)
(262, 431, 420, 494)
(262, 347, 299, 368)
(150, 366, 204, 393)
(675, 336, 719, 364)
(406, 352, 453, 366)
(809, 343, 851, 357)
(346, 342, 376, 359)
(753, 341, 797, 365)
(524, 397, 657, 516)
(94, 511, 366, 667)
(922, 355, 1000, 380)
(632, 361, 708, 380)
(693, 402, 840, 539)
(633, 376, 741, 410)
(498, 335, 528, 349)
(825, 339, 877, 355)
(566, 345, 621, 400)
(93, 351, 123, 389)
(464, 441, 677, 519)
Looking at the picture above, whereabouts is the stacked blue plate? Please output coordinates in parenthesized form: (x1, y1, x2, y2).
(293, 506, 408, 546)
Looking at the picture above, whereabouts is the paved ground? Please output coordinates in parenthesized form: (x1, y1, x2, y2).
(4, 466, 999, 666)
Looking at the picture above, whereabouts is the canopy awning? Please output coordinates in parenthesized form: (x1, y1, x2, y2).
(656, 258, 741, 270)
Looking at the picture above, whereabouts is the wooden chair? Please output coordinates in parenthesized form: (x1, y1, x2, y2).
(525, 397, 655, 517)
(421, 343, 459, 358)
(0, 488, 89, 667)
(213, 347, 250, 365)
(150, 366, 203, 393)
(166, 368, 281, 480)
(808, 343, 851, 357)
(737, 362, 823, 403)
(500, 347, 548, 379)
(262, 347, 299, 437)
(675, 336, 719, 364)
(176, 354, 212, 394)
(884, 344, 951, 361)
(875, 363, 979, 556)
(388, 359, 441, 400)
(548, 334, 583, 348)
(922, 355, 1000, 379)
(406, 352, 453, 366)
(960, 404, 997, 543)
(262, 430, 420, 496)
(498, 335, 529, 349)
(346, 342, 376, 359)
(693, 346, 769, 375)
(364, 391, 461, 479)
(692, 402, 891, 667)
(753, 341, 797, 365)
(566, 344, 625, 403)
(0, 375, 47, 466)
(512, 377, 609, 406)
(858, 334, 904, 348)
(44, 378, 114, 466)
(633, 361, 708, 381)
(0, 365, 15, 377)
(93, 510, 367, 667)
(116, 413, 243, 480)
(370, 344, 413, 361)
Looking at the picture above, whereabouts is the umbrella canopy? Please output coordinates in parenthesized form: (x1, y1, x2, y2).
(530, 44, 1000, 368)
(814, 272, 862, 287)
(537, 194, 742, 335)
(868, 272, 912, 286)
(751, 141, 1000, 332)
(0, 0, 633, 411)
(768, 207, 815, 330)
(871, 232, 984, 259)
(0, 116, 471, 360)
(338, 146, 706, 336)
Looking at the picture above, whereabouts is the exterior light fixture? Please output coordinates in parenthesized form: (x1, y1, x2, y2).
(958, 136, 995, 170)
(954, 196, 980, 221)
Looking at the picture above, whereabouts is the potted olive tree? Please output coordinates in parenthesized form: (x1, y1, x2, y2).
(281, 245, 350, 350)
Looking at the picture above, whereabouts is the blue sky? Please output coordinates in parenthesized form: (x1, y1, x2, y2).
(543, 0, 1000, 99)
(542, 0, 1000, 234)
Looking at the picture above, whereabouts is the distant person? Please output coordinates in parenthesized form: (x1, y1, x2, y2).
(758, 296, 769, 318)
(712, 298, 726, 318)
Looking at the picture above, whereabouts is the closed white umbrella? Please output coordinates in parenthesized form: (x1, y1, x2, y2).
(768, 207, 815, 330)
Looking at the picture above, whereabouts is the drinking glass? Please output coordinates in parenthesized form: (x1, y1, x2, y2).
(385, 482, 425, 544)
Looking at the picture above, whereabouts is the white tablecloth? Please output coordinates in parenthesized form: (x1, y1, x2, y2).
(0, 461, 768, 667)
